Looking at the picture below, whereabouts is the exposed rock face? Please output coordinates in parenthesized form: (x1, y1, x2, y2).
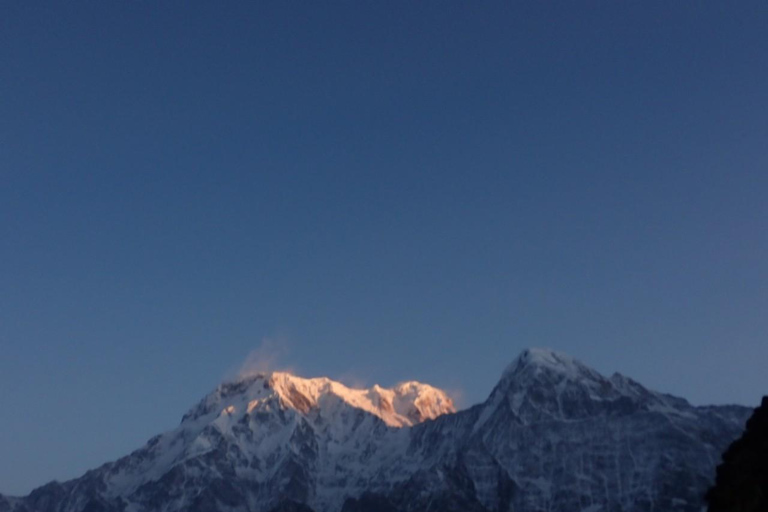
(392, 349, 751, 512)
(0, 349, 752, 512)
(706, 396, 768, 512)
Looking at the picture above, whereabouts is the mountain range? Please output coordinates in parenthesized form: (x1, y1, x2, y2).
(0, 348, 751, 512)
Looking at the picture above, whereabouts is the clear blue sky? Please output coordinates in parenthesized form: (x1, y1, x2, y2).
(1, 1, 767, 496)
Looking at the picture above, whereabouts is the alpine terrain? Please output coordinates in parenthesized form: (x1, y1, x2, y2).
(0, 349, 751, 512)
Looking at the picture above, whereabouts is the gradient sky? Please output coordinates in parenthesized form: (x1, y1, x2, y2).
(2, 0, 767, 496)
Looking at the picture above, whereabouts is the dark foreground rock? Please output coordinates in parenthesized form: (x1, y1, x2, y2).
(706, 396, 768, 512)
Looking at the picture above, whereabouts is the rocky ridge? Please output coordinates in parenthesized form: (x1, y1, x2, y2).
(0, 349, 752, 512)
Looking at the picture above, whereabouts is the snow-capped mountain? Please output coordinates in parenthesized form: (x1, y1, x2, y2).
(0, 349, 751, 512)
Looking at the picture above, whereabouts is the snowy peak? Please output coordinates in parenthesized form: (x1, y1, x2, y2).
(182, 371, 454, 429)
(501, 347, 601, 382)
(479, 348, 694, 425)
(388, 381, 455, 424)
(268, 372, 455, 426)
(2, 349, 752, 512)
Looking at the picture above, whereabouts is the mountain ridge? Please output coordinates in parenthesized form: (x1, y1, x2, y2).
(0, 348, 753, 512)
(180, 371, 455, 428)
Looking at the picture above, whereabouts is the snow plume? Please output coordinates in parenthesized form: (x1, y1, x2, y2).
(443, 386, 466, 410)
(334, 369, 370, 390)
(232, 337, 295, 380)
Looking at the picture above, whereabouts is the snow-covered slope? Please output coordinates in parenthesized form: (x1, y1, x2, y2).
(399, 349, 750, 512)
(182, 372, 454, 428)
(0, 349, 751, 512)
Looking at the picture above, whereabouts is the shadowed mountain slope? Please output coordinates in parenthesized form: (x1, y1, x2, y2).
(0, 349, 751, 512)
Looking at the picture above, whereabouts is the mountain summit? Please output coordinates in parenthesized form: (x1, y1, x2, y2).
(504, 347, 589, 375)
(181, 372, 455, 429)
(478, 347, 695, 426)
(0, 349, 752, 512)
(498, 347, 607, 391)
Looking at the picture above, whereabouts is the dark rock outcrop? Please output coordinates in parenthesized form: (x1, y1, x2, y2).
(706, 396, 768, 512)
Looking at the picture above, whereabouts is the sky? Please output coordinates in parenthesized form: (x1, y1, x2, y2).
(1, 0, 767, 496)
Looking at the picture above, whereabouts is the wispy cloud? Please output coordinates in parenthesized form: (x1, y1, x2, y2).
(334, 369, 370, 390)
(225, 336, 296, 382)
(443, 386, 466, 410)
